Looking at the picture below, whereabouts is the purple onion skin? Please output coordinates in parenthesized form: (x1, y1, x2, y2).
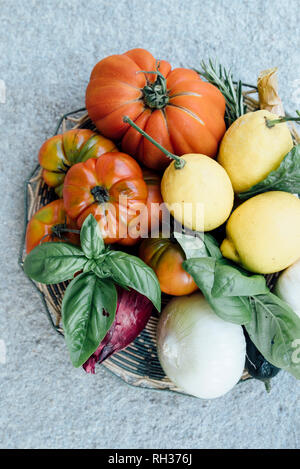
(83, 288, 153, 374)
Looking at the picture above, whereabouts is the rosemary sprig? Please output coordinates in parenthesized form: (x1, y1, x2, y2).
(194, 59, 246, 126)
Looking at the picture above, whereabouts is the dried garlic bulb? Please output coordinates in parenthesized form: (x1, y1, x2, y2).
(257, 67, 285, 116)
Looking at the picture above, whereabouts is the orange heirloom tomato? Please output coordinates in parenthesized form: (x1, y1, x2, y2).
(86, 48, 226, 171)
(127, 169, 164, 242)
(63, 153, 148, 245)
(140, 170, 163, 236)
(139, 235, 198, 296)
(25, 199, 79, 253)
(39, 129, 117, 196)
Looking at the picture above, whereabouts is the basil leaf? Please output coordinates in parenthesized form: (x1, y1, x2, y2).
(173, 232, 206, 259)
(105, 251, 161, 311)
(239, 145, 300, 200)
(245, 293, 300, 379)
(173, 231, 222, 260)
(80, 214, 105, 259)
(203, 233, 223, 259)
(183, 258, 252, 324)
(211, 260, 268, 297)
(62, 272, 117, 367)
(24, 242, 87, 284)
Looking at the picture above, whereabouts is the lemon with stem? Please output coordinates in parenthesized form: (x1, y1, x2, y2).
(123, 117, 234, 231)
(218, 110, 295, 193)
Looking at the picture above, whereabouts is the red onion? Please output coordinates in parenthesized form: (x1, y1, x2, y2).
(83, 287, 153, 373)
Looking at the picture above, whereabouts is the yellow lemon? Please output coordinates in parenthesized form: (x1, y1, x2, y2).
(221, 191, 300, 274)
(161, 154, 234, 231)
(218, 110, 293, 193)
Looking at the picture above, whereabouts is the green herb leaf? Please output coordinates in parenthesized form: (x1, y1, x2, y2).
(80, 214, 105, 259)
(245, 293, 300, 379)
(183, 258, 252, 324)
(203, 233, 223, 259)
(89, 257, 110, 279)
(24, 242, 87, 284)
(62, 272, 117, 367)
(173, 231, 223, 260)
(211, 260, 268, 297)
(105, 251, 161, 311)
(173, 232, 206, 259)
(195, 60, 246, 126)
(239, 145, 300, 200)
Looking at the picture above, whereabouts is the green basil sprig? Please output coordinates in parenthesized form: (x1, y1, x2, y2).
(23, 243, 87, 284)
(202, 233, 224, 259)
(173, 232, 253, 323)
(183, 257, 254, 325)
(80, 213, 104, 258)
(173, 231, 207, 259)
(104, 251, 161, 310)
(245, 294, 300, 380)
(24, 214, 161, 367)
(211, 260, 268, 298)
(182, 232, 300, 379)
(239, 144, 300, 200)
(180, 234, 266, 324)
(62, 272, 117, 367)
(174, 231, 223, 260)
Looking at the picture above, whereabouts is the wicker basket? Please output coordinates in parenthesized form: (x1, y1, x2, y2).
(20, 84, 290, 393)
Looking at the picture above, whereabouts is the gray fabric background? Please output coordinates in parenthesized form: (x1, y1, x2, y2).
(0, 0, 299, 449)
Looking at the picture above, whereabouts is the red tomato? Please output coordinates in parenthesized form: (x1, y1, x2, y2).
(63, 153, 148, 245)
(25, 199, 79, 253)
(39, 129, 117, 196)
(139, 235, 198, 296)
(86, 48, 226, 170)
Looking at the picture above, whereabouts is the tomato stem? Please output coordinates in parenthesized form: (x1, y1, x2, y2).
(51, 224, 80, 238)
(265, 111, 300, 128)
(91, 185, 110, 203)
(123, 116, 185, 169)
(264, 380, 271, 393)
(138, 69, 170, 109)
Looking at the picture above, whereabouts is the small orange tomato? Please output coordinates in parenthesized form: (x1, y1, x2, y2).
(25, 199, 79, 253)
(39, 129, 117, 196)
(139, 235, 198, 296)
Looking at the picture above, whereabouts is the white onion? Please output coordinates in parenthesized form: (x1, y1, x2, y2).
(275, 258, 300, 318)
(157, 293, 246, 399)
